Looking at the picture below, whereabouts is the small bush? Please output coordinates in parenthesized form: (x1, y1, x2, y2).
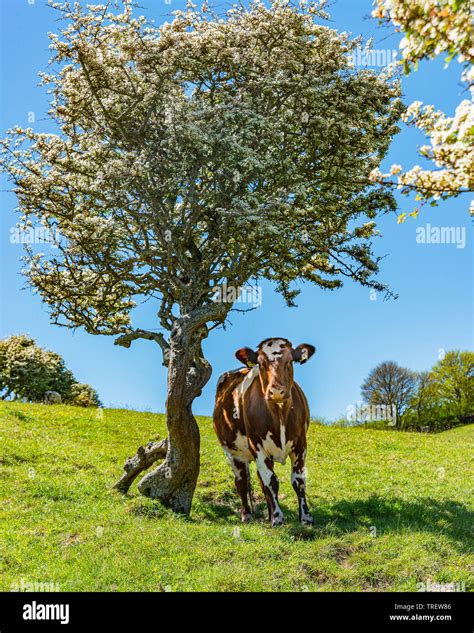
(0, 335, 101, 408)
(67, 383, 102, 408)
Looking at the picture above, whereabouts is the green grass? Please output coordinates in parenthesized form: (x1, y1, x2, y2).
(0, 401, 473, 592)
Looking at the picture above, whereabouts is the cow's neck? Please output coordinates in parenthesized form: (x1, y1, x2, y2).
(267, 395, 293, 424)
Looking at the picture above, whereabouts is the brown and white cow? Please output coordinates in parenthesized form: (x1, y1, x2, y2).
(213, 338, 315, 526)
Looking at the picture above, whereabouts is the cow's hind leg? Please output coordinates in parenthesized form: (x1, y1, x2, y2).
(290, 451, 313, 525)
(255, 451, 284, 527)
(226, 453, 252, 522)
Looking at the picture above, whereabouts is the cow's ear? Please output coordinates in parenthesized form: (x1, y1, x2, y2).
(235, 347, 258, 367)
(292, 344, 316, 364)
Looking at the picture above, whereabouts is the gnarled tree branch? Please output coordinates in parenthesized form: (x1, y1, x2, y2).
(113, 438, 169, 493)
(114, 329, 170, 366)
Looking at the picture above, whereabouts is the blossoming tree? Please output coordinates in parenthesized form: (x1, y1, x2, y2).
(371, 0, 473, 218)
(1, 0, 402, 514)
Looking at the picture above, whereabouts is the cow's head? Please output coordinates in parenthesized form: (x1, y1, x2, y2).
(235, 338, 315, 405)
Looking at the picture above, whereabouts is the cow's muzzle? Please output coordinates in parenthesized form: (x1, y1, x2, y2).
(266, 385, 290, 404)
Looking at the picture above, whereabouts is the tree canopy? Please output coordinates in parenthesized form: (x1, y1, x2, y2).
(1, 0, 402, 357)
(371, 0, 473, 218)
(429, 350, 474, 421)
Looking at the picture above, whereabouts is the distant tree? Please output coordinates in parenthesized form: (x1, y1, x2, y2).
(413, 371, 436, 424)
(0, 335, 75, 402)
(361, 361, 416, 428)
(0, 334, 101, 407)
(404, 371, 440, 430)
(0, 1, 402, 513)
(429, 351, 474, 423)
(68, 383, 102, 408)
(367, 352, 474, 432)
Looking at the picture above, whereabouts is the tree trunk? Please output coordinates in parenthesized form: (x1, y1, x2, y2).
(137, 328, 212, 515)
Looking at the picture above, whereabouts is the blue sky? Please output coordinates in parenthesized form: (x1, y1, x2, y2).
(0, 0, 472, 419)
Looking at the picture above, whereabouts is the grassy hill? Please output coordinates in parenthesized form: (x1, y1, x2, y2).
(0, 401, 472, 592)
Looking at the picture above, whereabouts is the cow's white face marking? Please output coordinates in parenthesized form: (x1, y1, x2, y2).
(261, 338, 286, 360)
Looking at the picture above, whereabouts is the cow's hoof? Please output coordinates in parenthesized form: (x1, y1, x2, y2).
(271, 515, 285, 527)
(241, 513, 252, 523)
(300, 515, 314, 526)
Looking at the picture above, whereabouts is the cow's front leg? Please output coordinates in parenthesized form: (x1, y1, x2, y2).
(255, 450, 284, 526)
(225, 453, 252, 522)
(290, 452, 313, 525)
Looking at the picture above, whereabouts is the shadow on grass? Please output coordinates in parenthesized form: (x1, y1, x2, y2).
(129, 503, 201, 525)
(195, 493, 473, 549)
(127, 484, 472, 551)
(311, 495, 473, 549)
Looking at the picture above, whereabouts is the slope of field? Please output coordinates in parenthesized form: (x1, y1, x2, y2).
(0, 402, 472, 592)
